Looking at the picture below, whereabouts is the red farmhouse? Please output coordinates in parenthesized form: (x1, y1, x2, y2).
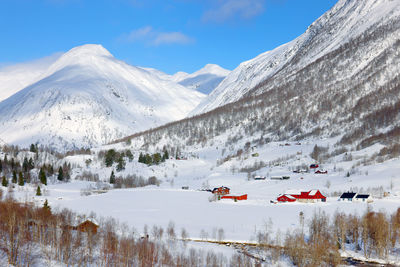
(277, 189, 326, 203)
(212, 186, 230, 195)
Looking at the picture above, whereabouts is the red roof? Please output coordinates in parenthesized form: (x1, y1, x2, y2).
(277, 190, 326, 202)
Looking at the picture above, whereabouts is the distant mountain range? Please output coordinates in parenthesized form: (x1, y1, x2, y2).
(142, 64, 230, 95)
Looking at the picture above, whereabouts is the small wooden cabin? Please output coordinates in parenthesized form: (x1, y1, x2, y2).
(76, 219, 99, 234)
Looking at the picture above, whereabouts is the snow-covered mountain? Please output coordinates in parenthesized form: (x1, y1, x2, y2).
(192, 0, 400, 115)
(119, 0, 400, 162)
(172, 64, 230, 94)
(0, 44, 205, 150)
(143, 64, 230, 95)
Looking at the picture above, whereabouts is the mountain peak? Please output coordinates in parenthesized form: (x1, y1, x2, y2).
(64, 44, 112, 58)
(43, 44, 115, 76)
(196, 64, 230, 77)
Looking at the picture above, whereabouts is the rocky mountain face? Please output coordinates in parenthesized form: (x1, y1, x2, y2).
(122, 0, 400, 157)
(192, 0, 400, 116)
(0, 44, 205, 150)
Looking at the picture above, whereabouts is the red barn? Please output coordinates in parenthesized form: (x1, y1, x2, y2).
(212, 186, 230, 195)
(221, 194, 247, 201)
(310, 164, 319, 169)
(277, 189, 326, 203)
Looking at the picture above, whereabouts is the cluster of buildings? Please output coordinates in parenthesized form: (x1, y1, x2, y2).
(211, 186, 248, 201)
(277, 189, 326, 203)
(276, 190, 373, 203)
(339, 192, 373, 203)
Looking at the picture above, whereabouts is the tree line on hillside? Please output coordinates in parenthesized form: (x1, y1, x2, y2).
(1, 144, 71, 188)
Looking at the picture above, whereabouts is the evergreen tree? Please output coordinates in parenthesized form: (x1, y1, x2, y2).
(126, 150, 134, 162)
(4, 155, 8, 165)
(57, 166, 63, 181)
(145, 154, 153, 165)
(12, 170, 17, 183)
(28, 158, 34, 170)
(18, 172, 24, 186)
(138, 152, 144, 163)
(162, 150, 169, 162)
(153, 153, 161, 165)
(109, 170, 115, 184)
(30, 144, 37, 153)
(22, 157, 29, 172)
(1, 176, 7, 187)
(116, 155, 126, 172)
(43, 199, 51, 213)
(0, 159, 2, 173)
(36, 186, 41, 196)
(39, 168, 47, 185)
(105, 149, 116, 167)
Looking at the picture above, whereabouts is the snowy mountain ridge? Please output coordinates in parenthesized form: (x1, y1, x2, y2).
(143, 63, 230, 95)
(174, 64, 230, 94)
(191, 0, 400, 115)
(0, 44, 205, 151)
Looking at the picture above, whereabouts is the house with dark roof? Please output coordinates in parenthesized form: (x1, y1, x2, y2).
(339, 192, 357, 201)
(355, 194, 373, 203)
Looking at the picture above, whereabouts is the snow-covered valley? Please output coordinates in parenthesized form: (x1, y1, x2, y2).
(4, 135, 400, 265)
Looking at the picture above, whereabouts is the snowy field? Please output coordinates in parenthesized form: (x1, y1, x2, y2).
(10, 140, 400, 244)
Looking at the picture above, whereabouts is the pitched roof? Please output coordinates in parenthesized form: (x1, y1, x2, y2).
(355, 194, 370, 199)
(340, 192, 356, 199)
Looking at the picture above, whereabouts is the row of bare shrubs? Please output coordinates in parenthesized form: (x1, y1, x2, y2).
(0, 194, 255, 266)
(281, 208, 400, 266)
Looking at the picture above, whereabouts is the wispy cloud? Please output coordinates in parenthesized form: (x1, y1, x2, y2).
(202, 0, 266, 23)
(119, 26, 194, 46)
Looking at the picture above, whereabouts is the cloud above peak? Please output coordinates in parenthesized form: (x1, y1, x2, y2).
(203, 0, 266, 23)
(119, 26, 194, 46)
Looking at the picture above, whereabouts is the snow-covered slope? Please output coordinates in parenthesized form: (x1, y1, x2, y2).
(140, 64, 229, 95)
(0, 44, 205, 150)
(0, 53, 61, 101)
(173, 64, 230, 95)
(192, 0, 400, 114)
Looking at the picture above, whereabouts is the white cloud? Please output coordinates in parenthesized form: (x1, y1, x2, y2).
(153, 32, 193, 45)
(119, 26, 194, 46)
(203, 0, 265, 23)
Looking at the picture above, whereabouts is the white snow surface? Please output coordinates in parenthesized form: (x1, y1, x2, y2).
(191, 0, 400, 115)
(144, 63, 230, 95)
(0, 44, 205, 150)
(175, 64, 230, 94)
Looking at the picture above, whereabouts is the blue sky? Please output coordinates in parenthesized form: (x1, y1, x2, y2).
(0, 0, 338, 74)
